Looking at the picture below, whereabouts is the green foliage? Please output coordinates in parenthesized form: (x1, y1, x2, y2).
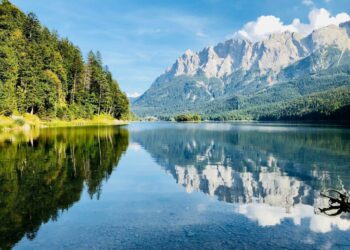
(0, 126, 129, 249)
(174, 113, 202, 122)
(0, 1, 129, 120)
(13, 117, 24, 126)
(212, 87, 350, 122)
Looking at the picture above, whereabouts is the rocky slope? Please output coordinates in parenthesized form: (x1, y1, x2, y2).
(133, 21, 350, 117)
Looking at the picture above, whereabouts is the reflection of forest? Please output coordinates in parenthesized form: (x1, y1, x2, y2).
(132, 127, 350, 205)
(0, 126, 129, 249)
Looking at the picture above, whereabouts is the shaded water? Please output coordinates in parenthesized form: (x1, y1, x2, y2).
(1, 123, 350, 249)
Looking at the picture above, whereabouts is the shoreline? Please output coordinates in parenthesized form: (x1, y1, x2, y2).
(2, 117, 348, 133)
(40, 120, 128, 128)
(0, 114, 128, 133)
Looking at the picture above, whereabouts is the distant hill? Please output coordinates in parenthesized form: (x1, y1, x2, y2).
(132, 21, 350, 122)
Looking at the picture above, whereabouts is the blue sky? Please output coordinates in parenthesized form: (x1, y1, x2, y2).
(11, 0, 350, 96)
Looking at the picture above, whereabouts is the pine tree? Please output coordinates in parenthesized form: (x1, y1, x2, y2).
(0, 43, 18, 114)
(0, 1, 130, 119)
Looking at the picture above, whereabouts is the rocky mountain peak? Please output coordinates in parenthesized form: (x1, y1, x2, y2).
(184, 49, 195, 56)
(133, 23, 350, 115)
(161, 23, 350, 83)
(306, 24, 350, 51)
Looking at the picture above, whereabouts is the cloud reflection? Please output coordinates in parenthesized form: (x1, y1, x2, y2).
(132, 125, 350, 233)
(236, 203, 350, 233)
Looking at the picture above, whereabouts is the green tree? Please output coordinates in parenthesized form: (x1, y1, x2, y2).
(0, 1, 130, 119)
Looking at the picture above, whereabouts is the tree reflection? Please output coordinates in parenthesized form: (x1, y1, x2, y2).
(132, 127, 350, 201)
(132, 125, 350, 231)
(0, 126, 129, 249)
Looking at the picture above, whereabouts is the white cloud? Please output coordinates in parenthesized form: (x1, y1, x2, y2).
(195, 31, 207, 38)
(236, 203, 350, 233)
(234, 8, 350, 42)
(127, 92, 141, 98)
(302, 0, 314, 6)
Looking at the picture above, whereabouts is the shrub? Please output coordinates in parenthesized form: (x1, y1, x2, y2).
(174, 114, 202, 122)
(14, 118, 25, 126)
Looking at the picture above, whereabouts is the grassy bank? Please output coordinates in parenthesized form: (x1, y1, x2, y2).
(0, 114, 128, 132)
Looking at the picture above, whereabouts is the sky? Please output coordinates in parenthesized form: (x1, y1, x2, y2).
(11, 0, 350, 97)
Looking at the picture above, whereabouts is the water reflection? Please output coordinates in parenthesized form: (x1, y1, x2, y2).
(0, 126, 129, 249)
(319, 190, 350, 216)
(131, 124, 350, 233)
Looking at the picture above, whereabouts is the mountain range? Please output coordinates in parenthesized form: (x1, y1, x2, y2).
(132, 21, 350, 121)
(131, 125, 350, 231)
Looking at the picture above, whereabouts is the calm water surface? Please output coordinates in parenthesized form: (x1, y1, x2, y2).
(1, 122, 350, 249)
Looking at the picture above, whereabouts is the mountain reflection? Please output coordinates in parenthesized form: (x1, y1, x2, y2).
(0, 126, 129, 249)
(132, 124, 350, 232)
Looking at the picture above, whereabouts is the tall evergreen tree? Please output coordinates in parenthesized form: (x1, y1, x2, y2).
(0, 0, 129, 119)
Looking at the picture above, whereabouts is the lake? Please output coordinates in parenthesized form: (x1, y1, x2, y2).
(1, 122, 350, 249)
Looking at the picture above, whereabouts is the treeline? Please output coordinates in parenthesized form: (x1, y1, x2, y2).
(174, 113, 201, 122)
(156, 86, 350, 122)
(0, 0, 129, 119)
(210, 87, 350, 122)
(257, 87, 350, 122)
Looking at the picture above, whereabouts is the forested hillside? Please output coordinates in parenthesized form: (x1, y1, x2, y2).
(0, 0, 129, 119)
(208, 87, 350, 122)
(132, 17, 350, 122)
